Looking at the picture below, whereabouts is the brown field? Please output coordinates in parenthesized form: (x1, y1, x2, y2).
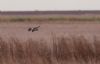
(0, 34, 100, 64)
(0, 12, 100, 64)
(0, 22, 100, 40)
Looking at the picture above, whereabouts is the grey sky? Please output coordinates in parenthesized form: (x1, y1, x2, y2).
(0, 0, 100, 11)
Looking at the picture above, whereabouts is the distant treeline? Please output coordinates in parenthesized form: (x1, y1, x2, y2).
(1, 10, 100, 15)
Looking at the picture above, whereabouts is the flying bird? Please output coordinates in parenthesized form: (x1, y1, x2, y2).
(28, 26, 40, 32)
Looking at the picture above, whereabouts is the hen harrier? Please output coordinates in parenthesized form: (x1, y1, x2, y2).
(28, 26, 40, 32)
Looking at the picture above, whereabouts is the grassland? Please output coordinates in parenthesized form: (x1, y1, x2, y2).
(0, 35, 99, 64)
(0, 11, 100, 64)
(0, 15, 100, 23)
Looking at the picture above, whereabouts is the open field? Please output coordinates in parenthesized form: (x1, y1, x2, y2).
(1, 15, 100, 23)
(0, 22, 100, 40)
(0, 11, 100, 64)
(1, 11, 100, 23)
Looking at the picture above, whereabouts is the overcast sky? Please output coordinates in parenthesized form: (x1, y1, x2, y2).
(0, 0, 100, 11)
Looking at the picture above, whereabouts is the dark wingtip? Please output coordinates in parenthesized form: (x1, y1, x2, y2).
(28, 28, 32, 31)
(38, 26, 40, 27)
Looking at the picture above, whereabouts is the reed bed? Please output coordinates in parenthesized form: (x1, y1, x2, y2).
(0, 36, 100, 64)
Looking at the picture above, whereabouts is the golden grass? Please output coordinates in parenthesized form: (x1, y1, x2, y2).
(0, 36, 100, 64)
(0, 15, 100, 23)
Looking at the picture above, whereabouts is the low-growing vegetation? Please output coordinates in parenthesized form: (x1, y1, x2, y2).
(0, 35, 100, 64)
(0, 15, 100, 23)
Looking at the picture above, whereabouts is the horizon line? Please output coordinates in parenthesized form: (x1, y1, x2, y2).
(1, 10, 100, 12)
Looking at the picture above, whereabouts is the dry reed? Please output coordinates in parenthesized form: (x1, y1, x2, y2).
(0, 36, 100, 64)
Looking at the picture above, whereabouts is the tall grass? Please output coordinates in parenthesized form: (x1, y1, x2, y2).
(0, 36, 100, 64)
